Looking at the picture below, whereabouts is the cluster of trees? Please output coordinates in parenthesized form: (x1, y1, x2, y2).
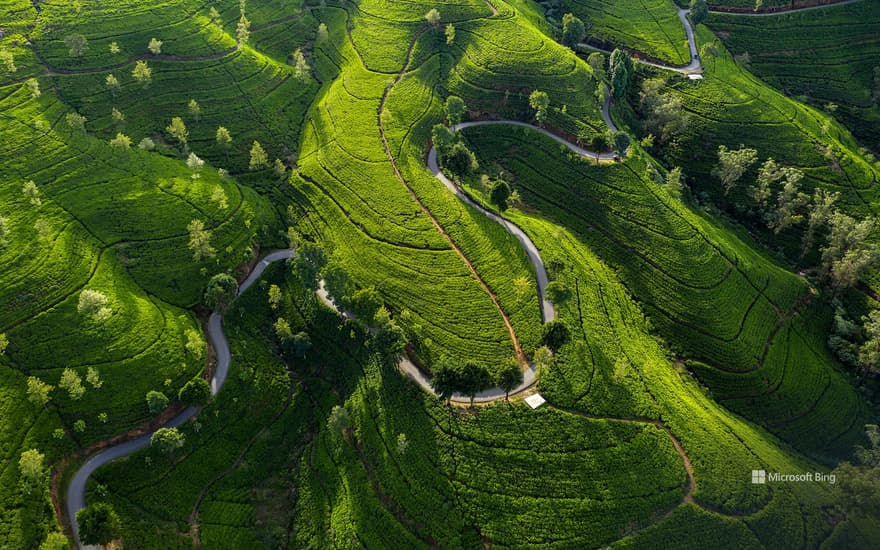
(639, 77, 688, 147)
(689, 0, 709, 26)
(832, 424, 880, 519)
(712, 144, 878, 292)
(433, 96, 479, 182)
(829, 305, 880, 374)
(431, 357, 520, 405)
(76, 502, 121, 547)
(290, 239, 406, 362)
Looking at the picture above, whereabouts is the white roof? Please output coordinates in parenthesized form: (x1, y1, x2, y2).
(524, 393, 546, 409)
(687, 74, 703, 80)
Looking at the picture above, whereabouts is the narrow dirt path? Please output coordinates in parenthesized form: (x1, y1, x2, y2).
(376, 28, 526, 362)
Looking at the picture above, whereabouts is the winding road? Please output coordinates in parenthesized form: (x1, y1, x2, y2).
(579, 9, 702, 75)
(66, 250, 293, 548)
(62, 0, 848, 540)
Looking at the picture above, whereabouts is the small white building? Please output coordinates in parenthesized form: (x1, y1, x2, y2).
(524, 393, 546, 409)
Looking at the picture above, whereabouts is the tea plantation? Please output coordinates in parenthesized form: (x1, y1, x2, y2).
(1, 0, 878, 548)
(708, 0, 880, 153)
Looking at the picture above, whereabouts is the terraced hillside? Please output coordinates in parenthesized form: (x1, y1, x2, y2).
(708, 0, 880, 153)
(460, 124, 868, 460)
(1, 0, 878, 548)
(638, 30, 880, 251)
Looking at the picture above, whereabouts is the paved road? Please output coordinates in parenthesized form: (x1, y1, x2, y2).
(416, 119, 625, 402)
(67, 249, 293, 548)
(578, 9, 702, 75)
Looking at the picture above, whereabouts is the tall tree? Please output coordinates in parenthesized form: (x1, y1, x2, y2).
(859, 311, 880, 373)
(529, 90, 550, 124)
(188, 99, 201, 122)
(187, 152, 205, 179)
(22, 180, 41, 206)
(664, 167, 684, 199)
(443, 142, 478, 181)
(587, 52, 605, 76)
(639, 77, 688, 144)
(76, 503, 122, 547)
(179, 378, 211, 405)
(445, 23, 456, 45)
(147, 38, 163, 55)
(767, 167, 807, 234)
(292, 48, 310, 80)
(350, 287, 383, 322)
(59, 368, 85, 400)
(609, 49, 633, 98)
(293, 241, 328, 291)
(444, 95, 467, 126)
(321, 263, 353, 307)
(66, 112, 87, 131)
(64, 34, 88, 57)
(19, 448, 45, 494)
(86, 367, 102, 389)
(821, 213, 878, 290)
(496, 359, 523, 401)
(204, 273, 238, 312)
(146, 390, 169, 414)
(109, 133, 132, 149)
(712, 145, 758, 194)
(490, 178, 512, 211)
(801, 189, 839, 256)
(424, 8, 441, 28)
(689, 0, 709, 25)
(431, 356, 461, 404)
(76, 502, 122, 545)
(26, 78, 40, 98)
(249, 140, 269, 169)
(105, 73, 119, 95)
(432, 124, 456, 156)
(612, 131, 630, 158)
(166, 116, 188, 153)
(327, 405, 351, 439)
(237, 14, 251, 45)
(38, 532, 69, 550)
(561, 13, 586, 49)
(187, 219, 215, 261)
(26, 377, 53, 408)
(132, 60, 152, 87)
(78, 289, 111, 321)
(751, 158, 782, 209)
(151, 427, 186, 455)
(0, 49, 16, 73)
(460, 361, 492, 406)
(216, 126, 232, 149)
